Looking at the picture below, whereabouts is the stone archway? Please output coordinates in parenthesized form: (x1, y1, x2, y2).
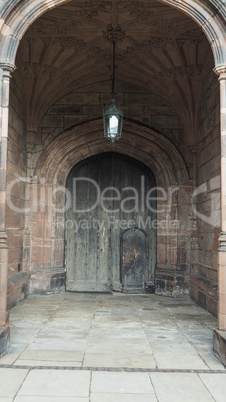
(29, 119, 190, 298)
(0, 0, 225, 67)
(0, 0, 225, 364)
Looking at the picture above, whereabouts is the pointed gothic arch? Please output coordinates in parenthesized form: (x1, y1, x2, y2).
(0, 0, 225, 364)
(0, 0, 225, 68)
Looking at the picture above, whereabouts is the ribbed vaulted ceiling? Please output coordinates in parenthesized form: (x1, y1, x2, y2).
(14, 0, 213, 137)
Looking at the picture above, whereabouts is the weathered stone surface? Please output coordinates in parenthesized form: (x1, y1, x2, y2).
(6, 293, 224, 370)
(0, 368, 28, 398)
(0, 325, 10, 357)
(190, 274, 217, 317)
(213, 329, 226, 367)
(192, 66, 221, 317)
(151, 373, 216, 402)
(17, 369, 91, 397)
(7, 271, 30, 309)
(29, 271, 65, 295)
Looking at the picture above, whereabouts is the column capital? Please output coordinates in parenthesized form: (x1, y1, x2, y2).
(213, 65, 226, 81)
(219, 232, 226, 251)
(0, 62, 16, 78)
(26, 130, 37, 154)
(0, 230, 8, 249)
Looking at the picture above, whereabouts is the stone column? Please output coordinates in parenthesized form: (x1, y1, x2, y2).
(0, 62, 15, 355)
(213, 66, 226, 366)
(22, 130, 36, 272)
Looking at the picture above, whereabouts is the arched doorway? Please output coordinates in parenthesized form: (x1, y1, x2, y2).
(121, 227, 149, 293)
(65, 153, 156, 293)
(0, 0, 225, 364)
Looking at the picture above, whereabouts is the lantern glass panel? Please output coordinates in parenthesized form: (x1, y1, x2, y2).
(103, 98, 123, 143)
(109, 115, 119, 134)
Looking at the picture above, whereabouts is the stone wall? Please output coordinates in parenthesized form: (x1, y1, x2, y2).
(6, 0, 215, 300)
(6, 77, 26, 277)
(155, 185, 194, 297)
(6, 66, 220, 307)
(16, 82, 192, 296)
(29, 83, 186, 176)
(6, 74, 29, 307)
(25, 99, 192, 296)
(190, 64, 221, 316)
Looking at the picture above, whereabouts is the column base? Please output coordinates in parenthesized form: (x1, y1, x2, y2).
(29, 269, 66, 295)
(213, 329, 226, 367)
(0, 325, 10, 357)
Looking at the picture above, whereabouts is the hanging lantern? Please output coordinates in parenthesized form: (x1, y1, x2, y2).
(103, 97, 123, 142)
(103, 39, 123, 143)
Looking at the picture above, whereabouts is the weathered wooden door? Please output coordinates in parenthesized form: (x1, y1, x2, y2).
(65, 153, 156, 292)
(121, 228, 147, 293)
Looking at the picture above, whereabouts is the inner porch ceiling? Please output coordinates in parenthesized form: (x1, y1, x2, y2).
(14, 0, 213, 145)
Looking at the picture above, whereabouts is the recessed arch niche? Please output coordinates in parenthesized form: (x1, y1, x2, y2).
(65, 152, 157, 293)
(28, 119, 191, 296)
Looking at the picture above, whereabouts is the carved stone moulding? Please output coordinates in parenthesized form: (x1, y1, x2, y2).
(103, 24, 126, 43)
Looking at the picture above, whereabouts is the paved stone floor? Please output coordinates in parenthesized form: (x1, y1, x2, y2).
(0, 292, 226, 401)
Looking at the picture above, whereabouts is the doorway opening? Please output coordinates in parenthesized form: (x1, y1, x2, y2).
(65, 152, 156, 293)
(121, 227, 149, 293)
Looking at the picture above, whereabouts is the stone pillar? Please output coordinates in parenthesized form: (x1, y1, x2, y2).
(22, 130, 36, 272)
(0, 63, 15, 356)
(213, 66, 226, 366)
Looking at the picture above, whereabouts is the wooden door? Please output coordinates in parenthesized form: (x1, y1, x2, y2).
(65, 153, 156, 292)
(121, 228, 147, 293)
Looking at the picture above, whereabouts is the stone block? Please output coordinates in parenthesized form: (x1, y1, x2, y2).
(206, 138, 221, 160)
(8, 247, 23, 266)
(155, 270, 189, 297)
(199, 265, 208, 278)
(60, 91, 100, 105)
(29, 270, 65, 295)
(190, 274, 217, 316)
(213, 329, 226, 367)
(207, 268, 217, 282)
(200, 79, 219, 117)
(48, 105, 81, 115)
(190, 282, 198, 301)
(157, 243, 166, 265)
(198, 290, 207, 309)
(166, 246, 177, 265)
(11, 108, 25, 135)
(31, 246, 44, 263)
(7, 271, 30, 309)
(63, 116, 86, 128)
(82, 105, 100, 116)
(190, 274, 217, 298)
(17, 369, 90, 397)
(50, 272, 66, 291)
(152, 114, 183, 129)
(0, 325, 10, 357)
(5, 213, 21, 229)
(206, 297, 217, 317)
(127, 106, 144, 117)
(40, 115, 64, 128)
(124, 92, 160, 106)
